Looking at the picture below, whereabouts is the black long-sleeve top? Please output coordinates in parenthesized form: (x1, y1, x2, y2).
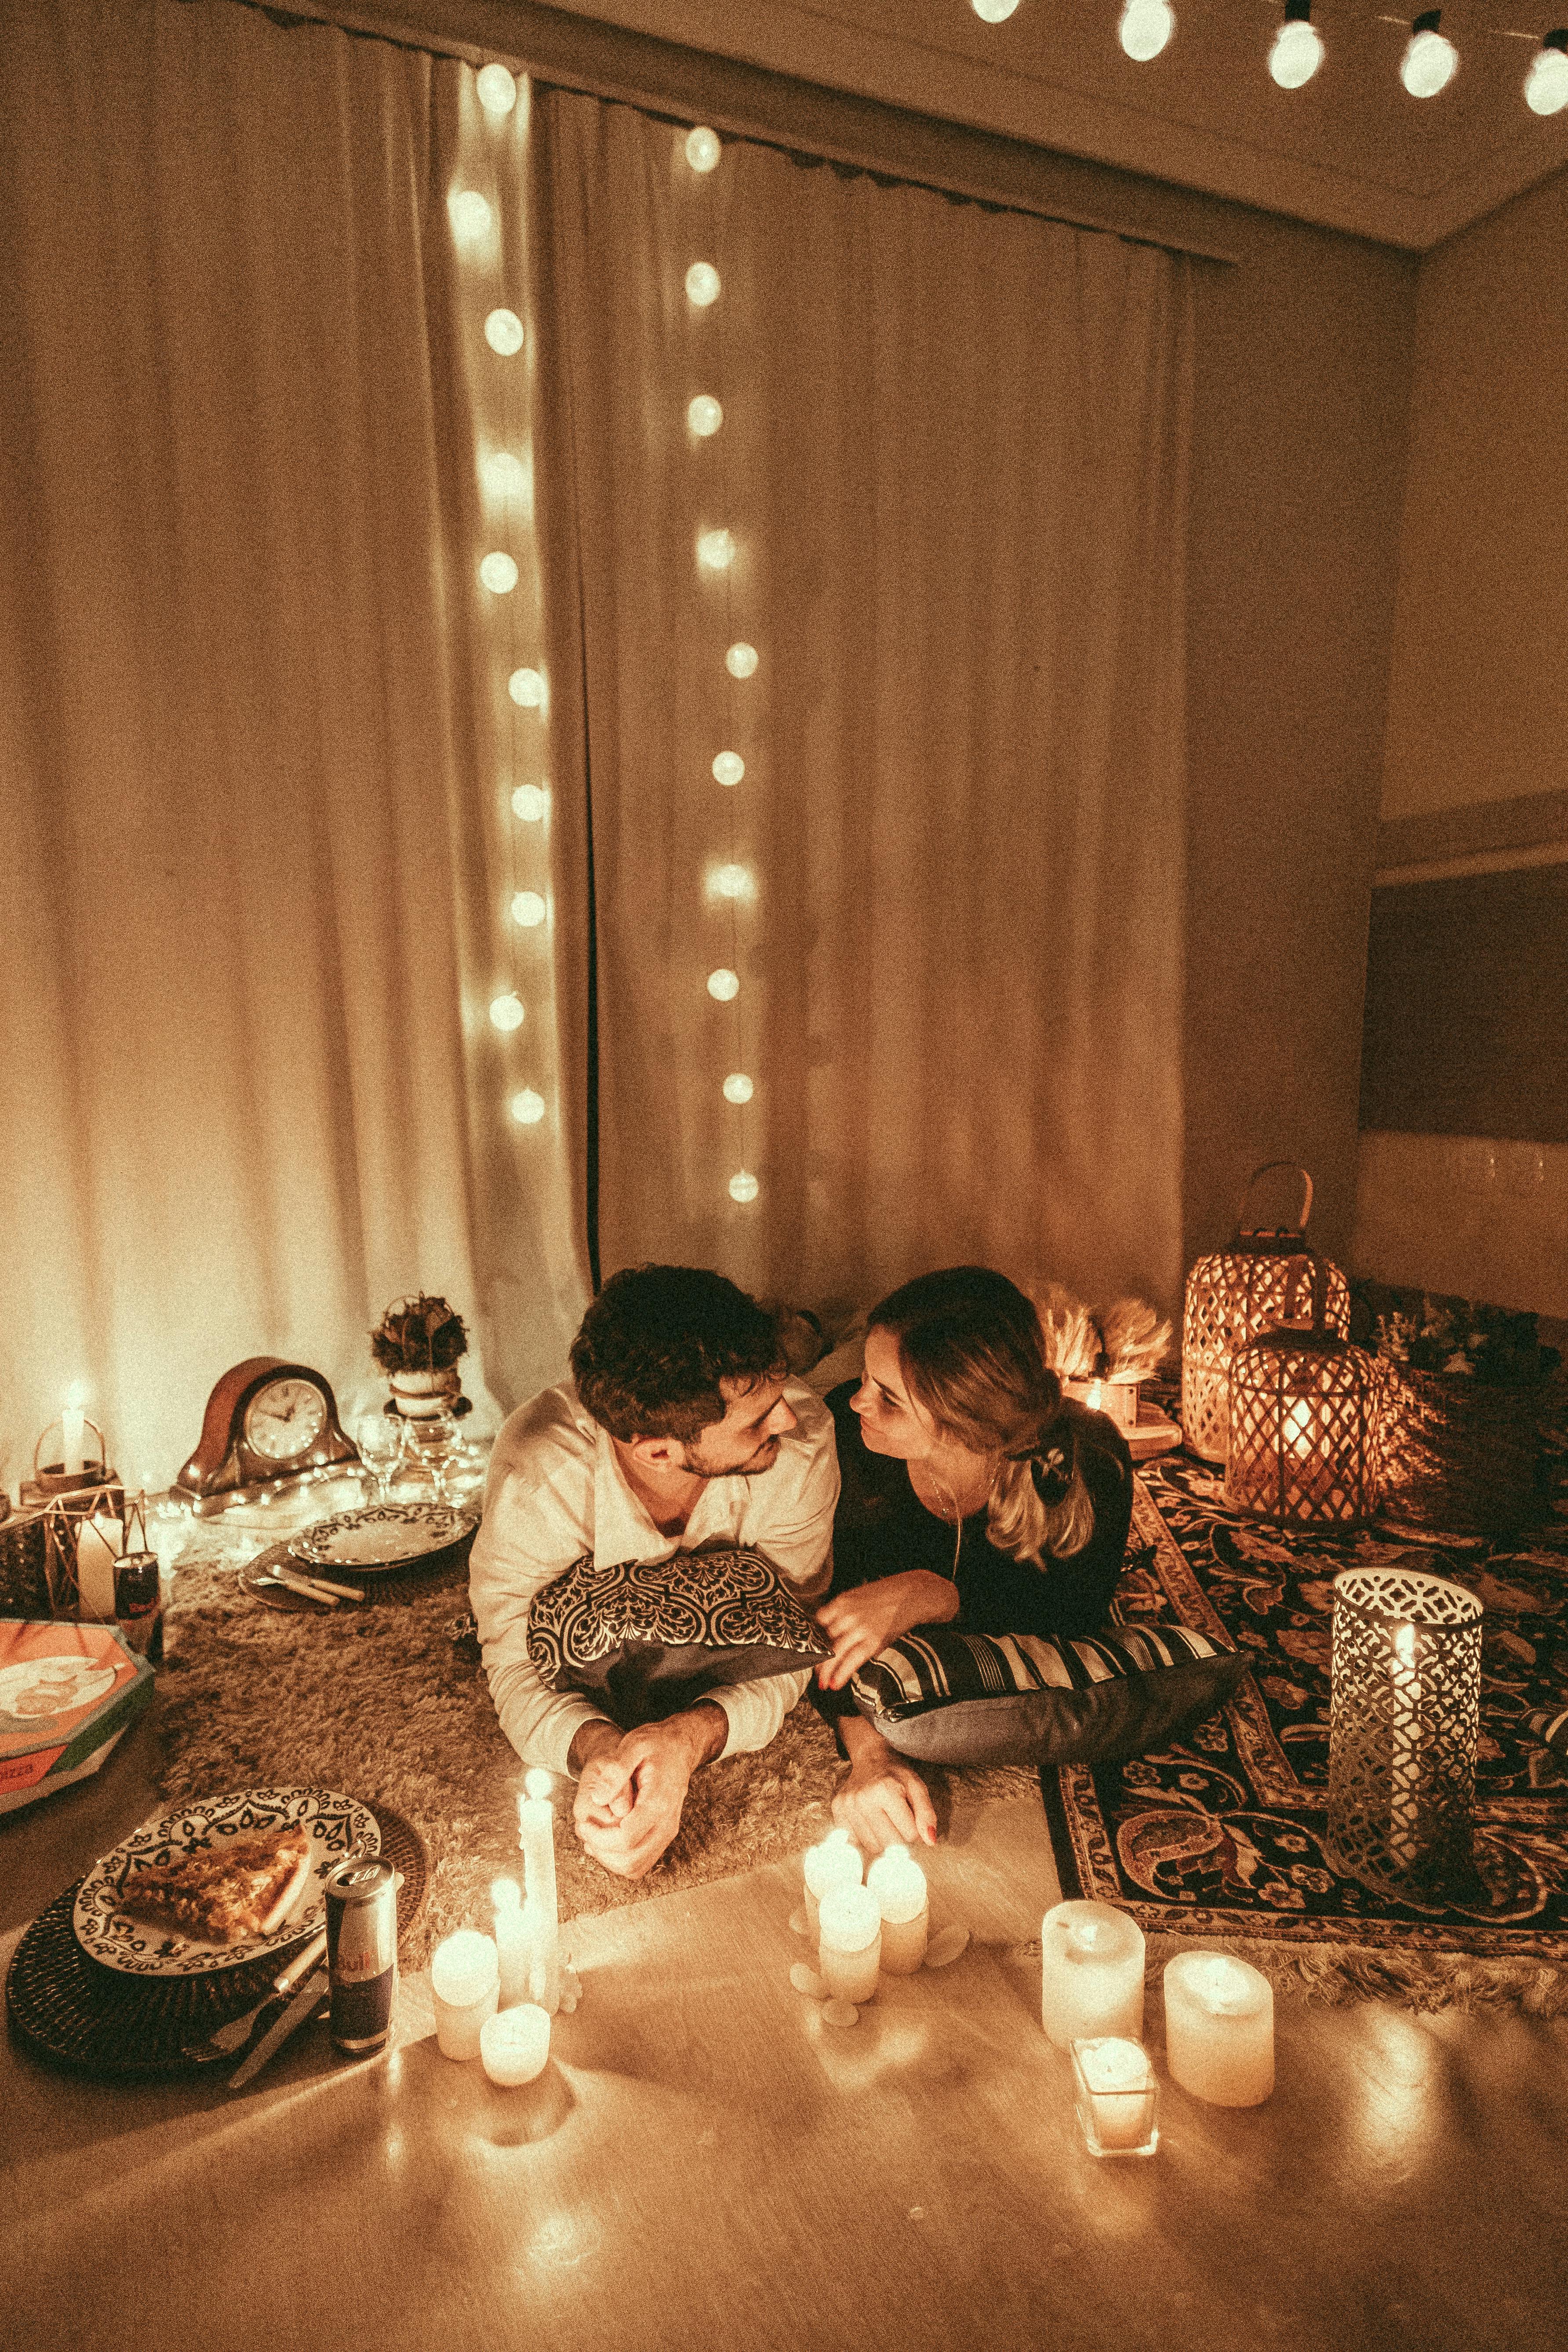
(813, 1379, 1135, 1723)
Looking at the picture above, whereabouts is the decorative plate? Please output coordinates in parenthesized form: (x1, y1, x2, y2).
(73, 1785, 379, 1977)
(288, 1501, 476, 1572)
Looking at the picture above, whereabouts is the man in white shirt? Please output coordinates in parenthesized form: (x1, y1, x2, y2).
(469, 1265, 839, 1879)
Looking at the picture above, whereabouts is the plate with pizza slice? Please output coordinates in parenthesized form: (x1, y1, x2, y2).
(73, 1785, 380, 1975)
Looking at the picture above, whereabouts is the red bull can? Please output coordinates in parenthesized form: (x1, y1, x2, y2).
(324, 1857, 399, 2054)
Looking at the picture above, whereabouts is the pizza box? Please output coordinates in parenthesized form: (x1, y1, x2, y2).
(0, 1621, 155, 1814)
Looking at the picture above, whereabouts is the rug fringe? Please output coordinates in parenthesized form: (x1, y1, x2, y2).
(1149, 1934, 1568, 2016)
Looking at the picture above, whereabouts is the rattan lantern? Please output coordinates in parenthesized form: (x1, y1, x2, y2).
(1223, 1259, 1381, 1526)
(1324, 1563, 1483, 1900)
(1182, 1163, 1350, 1462)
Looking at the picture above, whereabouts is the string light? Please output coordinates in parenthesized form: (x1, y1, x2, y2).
(1269, 2, 1324, 88)
(707, 969, 740, 1002)
(489, 993, 525, 1032)
(1119, 2, 1174, 62)
(1526, 29, 1568, 113)
(509, 1088, 546, 1124)
(723, 1073, 754, 1104)
(481, 449, 529, 502)
(512, 784, 548, 821)
(476, 63, 518, 114)
(484, 309, 525, 355)
(712, 751, 746, 786)
(709, 864, 752, 899)
(688, 395, 724, 437)
(1400, 11, 1457, 97)
(508, 667, 546, 707)
(449, 190, 494, 240)
(698, 528, 737, 571)
(479, 552, 519, 593)
(725, 642, 758, 679)
(685, 262, 721, 307)
(728, 1171, 760, 1203)
(685, 125, 721, 172)
(511, 891, 546, 927)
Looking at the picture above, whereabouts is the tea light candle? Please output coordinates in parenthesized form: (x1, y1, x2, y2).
(1162, 1952, 1274, 2106)
(430, 1930, 499, 2060)
(76, 1512, 124, 1621)
(818, 1883, 881, 2005)
(518, 1769, 562, 2013)
(1071, 2036, 1159, 2156)
(1040, 1899, 1145, 2048)
(479, 2002, 551, 2087)
(803, 1826, 863, 1935)
(866, 1843, 928, 1974)
(491, 1878, 530, 2008)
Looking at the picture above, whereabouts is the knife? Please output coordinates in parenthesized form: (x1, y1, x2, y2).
(226, 1966, 330, 2090)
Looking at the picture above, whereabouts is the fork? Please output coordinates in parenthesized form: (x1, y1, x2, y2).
(181, 1927, 328, 2061)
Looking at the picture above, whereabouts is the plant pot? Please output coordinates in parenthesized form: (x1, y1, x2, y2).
(389, 1368, 463, 1422)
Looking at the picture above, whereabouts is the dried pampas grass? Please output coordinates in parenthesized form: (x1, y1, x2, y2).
(1096, 1297, 1172, 1383)
(1029, 1283, 1172, 1383)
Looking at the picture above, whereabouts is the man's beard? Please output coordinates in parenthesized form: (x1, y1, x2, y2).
(685, 1433, 782, 1480)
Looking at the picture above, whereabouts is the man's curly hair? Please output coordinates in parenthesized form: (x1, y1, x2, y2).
(569, 1265, 784, 1443)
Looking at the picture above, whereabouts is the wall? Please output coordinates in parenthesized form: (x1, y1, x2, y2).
(1357, 164, 1568, 1321)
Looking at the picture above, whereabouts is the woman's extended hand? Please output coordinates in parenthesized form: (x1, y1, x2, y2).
(814, 1570, 959, 1690)
(832, 1732, 939, 1854)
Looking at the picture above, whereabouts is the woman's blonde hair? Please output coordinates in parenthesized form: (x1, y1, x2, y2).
(868, 1266, 1094, 1565)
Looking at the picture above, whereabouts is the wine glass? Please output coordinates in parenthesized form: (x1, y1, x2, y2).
(354, 1412, 406, 1503)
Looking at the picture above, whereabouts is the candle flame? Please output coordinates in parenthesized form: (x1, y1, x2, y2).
(1392, 1623, 1417, 1667)
(524, 1767, 553, 1800)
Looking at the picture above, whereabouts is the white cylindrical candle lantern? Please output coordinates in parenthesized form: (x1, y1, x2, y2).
(430, 1930, 500, 2060)
(491, 1878, 530, 2009)
(1070, 2036, 1160, 2157)
(803, 1827, 863, 1935)
(1040, 1900, 1145, 2048)
(1162, 1952, 1274, 2107)
(865, 1843, 928, 1974)
(517, 1769, 563, 2014)
(479, 2002, 551, 2087)
(818, 1884, 882, 2005)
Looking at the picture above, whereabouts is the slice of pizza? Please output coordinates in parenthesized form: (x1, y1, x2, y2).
(118, 1827, 315, 1945)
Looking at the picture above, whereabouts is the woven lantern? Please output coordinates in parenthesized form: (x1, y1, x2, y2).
(1181, 1162, 1350, 1463)
(1223, 1258, 1381, 1527)
(1324, 1563, 1483, 1900)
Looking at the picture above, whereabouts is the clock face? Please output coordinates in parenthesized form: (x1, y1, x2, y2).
(244, 1377, 328, 1463)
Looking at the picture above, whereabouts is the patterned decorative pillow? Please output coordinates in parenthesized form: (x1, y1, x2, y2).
(850, 1623, 1249, 1767)
(528, 1548, 832, 1729)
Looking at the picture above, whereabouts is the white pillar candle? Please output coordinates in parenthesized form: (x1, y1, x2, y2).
(61, 1390, 87, 1476)
(76, 1512, 124, 1621)
(517, 1769, 562, 2013)
(818, 1884, 881, 2005)
(1071, 2036, 1160, 2156)
(1388, 1621, 1422, 1869)
(866, 1843, 928, 1974)
(491, 1878, 531, 2008)
(1040, 1899, 1145, 2048)
(430, 1930, 500, 2060)
(803, 1826, 863, 1935)
(479, 2002, 551, 2086)
(1162, 1952, 1274, 2107)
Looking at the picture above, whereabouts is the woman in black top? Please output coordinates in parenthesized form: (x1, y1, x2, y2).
(815, 1266, 1134, 1854)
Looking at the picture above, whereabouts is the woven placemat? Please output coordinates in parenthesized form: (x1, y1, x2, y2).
(5, 1801, 427, 2080)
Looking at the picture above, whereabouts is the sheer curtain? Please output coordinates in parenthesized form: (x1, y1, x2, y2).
(0, 0, 588, 1486)
(534, 94, 1193, 1322)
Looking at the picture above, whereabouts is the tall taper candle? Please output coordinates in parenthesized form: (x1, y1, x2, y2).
(491, 1878, 530, 2009)
(517, 1768, 562, 2014)
(61, 1389, 87, 1476)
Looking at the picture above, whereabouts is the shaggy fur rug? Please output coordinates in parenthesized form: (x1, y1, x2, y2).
(155, 1550, 1038, 1967)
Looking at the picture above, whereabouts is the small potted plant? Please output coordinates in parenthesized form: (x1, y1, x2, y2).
(371, 1294, 471, 1420)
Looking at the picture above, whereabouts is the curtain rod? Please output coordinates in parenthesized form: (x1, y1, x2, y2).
(226, 0, 1238, 266)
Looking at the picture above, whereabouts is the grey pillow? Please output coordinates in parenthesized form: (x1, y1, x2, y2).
(850, 1623, 1249, 1767)
(528, 1548, 831, 1729)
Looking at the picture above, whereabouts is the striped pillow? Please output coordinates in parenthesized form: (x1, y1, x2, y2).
(850, 1623, 1249, 1768)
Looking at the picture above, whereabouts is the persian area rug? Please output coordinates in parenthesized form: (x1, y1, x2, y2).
(155, 1551, 1037, 1968)
(1044, 1449, 1568, 2011)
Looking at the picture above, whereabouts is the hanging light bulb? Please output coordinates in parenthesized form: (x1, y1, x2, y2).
(509, 1088, 546, 1124)
(723, 1072, 754, 1104)
(697, 528, 736, 571)
(1119, 1, 1174, 63)
(685, 125, 721, 172)
(685, 262, 721, 306)
(710, 864, 752, 899)
(489, 992, 525, 1032)
(479, 552, 519, 593)
(448, 190, 493, 240)
(971, 0, 1021, 20)
(481, 449, 529, 502)
(508, 667, 546, 707)
(728, 1171, 760, 1203)
(484, 308, 525, 356)
(688, 395, 724, 438)
(707, 968, 740, 1001)
(1400, 11, 1457, 98)
(712, 752, 746, 787)
(512, 784, 548, 821)
(511, 891, 546, 927)
(1526, 29, 1568, 113)
(1269, 1, 1324, 88)
(726, 642, 759, 679)
(476, 63, 518, 114)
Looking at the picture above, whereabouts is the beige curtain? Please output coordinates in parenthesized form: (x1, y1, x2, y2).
(0, 0, 588, 1487)
(535, 94, 1192, 1323)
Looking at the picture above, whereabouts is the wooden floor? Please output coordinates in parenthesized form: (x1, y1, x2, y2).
(4, 1711, 1566, 2352)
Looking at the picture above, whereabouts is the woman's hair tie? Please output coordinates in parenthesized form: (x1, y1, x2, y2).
(1003, 1420, 1073, 1507)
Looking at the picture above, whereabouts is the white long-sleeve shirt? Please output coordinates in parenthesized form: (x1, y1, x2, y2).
(469, 1379, 840, 1777)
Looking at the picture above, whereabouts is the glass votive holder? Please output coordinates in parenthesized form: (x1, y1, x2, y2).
(1070, 2036, 1160, 2159)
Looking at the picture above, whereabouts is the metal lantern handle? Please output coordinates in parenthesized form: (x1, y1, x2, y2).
(1236, 1161, 1313, 1241)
